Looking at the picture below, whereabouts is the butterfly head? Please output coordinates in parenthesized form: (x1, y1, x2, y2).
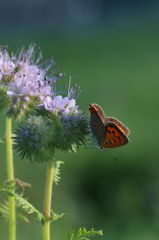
(88, 103, 100, 114)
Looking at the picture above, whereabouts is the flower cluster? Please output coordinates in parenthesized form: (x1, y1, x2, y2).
(0, 45, 65, 118)
(43, 95, 78, 115)
(2, 44, 90, 162)
(0, 46, 51, 117)
(7, 46, 52, 98)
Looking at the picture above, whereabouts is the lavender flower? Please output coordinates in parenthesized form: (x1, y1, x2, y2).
(7, 62, 52, 97)
(0, 45, 64, 118)
(43, 95, 78, 115)
(7, 45, 52, 97)
(0, 47, 15, 80)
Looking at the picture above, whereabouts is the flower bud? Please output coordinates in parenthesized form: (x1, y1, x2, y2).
(14, 116, 53, 163)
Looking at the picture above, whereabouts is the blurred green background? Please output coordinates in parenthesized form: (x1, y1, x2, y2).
(0, 1, 159, 239)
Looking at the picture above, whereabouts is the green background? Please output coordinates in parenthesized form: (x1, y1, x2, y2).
(0, 1, 159, 239)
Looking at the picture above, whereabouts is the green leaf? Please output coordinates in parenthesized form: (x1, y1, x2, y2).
(0, 192, 29, 223)
(69, 227, 103, 240)
(17, 214, 29, 223)
(0, 200, 9, 220)
(1, 188, 44, 223)
(53, 161, 64, 184)
(50, 209, 65, 222)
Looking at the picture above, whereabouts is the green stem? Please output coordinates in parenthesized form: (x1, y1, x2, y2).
(6, 117, 16, 240)
(43, 157, 55, 240)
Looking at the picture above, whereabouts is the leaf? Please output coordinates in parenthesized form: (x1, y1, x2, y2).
(0, 194, 29, 223)
(1, 188, 44, 223)
(0, 200, 9, 220)
(0, 188, 64, 224)
(53, 161, 64, 185)
(50, 209, 65, 222)
(69, 227, 103, 240)
(17, 214, 29, 223)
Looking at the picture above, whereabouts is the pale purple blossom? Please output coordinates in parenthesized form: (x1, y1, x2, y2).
(7, 62, 51, 97)
(0, 48, 15, 80)
(43, 95, 78, 115)
(0, 44, 80, 120)
(0, 45, 64, 101)
(7, 45, 53, 97)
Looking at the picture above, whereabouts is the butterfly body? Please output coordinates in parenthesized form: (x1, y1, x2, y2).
(89, 103, 130, 148)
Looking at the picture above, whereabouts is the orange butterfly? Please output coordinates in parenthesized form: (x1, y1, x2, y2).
(88, 103, 130, 149)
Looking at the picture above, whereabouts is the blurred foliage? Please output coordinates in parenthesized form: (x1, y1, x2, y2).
(1, 9, 159, 239)
(69, 227, 103, 240)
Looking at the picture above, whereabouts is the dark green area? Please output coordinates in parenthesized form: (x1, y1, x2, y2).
(0, 25, 159, 240)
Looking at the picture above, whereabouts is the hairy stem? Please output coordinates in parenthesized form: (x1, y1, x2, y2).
(43, 157, 55, 240)
(6, 117, 16, 240)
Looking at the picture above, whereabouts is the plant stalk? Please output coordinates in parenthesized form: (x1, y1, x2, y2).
(6, 117, 16, 240)
(43, 157, 55, 240)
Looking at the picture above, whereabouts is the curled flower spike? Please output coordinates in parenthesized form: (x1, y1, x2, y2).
(14, 111, 89, 162)
(14, 116, 52, 162)
(51, 112, 90, 152)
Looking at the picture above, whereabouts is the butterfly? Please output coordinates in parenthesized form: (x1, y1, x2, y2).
(88, 103, 130, 149)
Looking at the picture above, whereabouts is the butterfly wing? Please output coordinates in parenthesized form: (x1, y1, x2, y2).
(106, 117, 130, 137)
(101, 122, 129, 148)
(89, 104, 106, 124)
(89, 104, 106, 146)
